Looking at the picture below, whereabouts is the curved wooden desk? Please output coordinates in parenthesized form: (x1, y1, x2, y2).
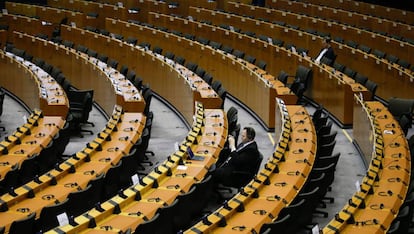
(188, 7, 414, 101)
(299, 0, 414, 25)
(266, 0, 414, 40)
(10, 32, 145, 117)
(185, 99, 316, 233)
(323, 97, 410, 233)
(226, 2, 414, 65)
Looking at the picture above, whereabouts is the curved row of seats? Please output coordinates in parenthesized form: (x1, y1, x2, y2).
(186, 6, 413, 101)
(186, 99, 317, 233)
(298, 0, 414, 25)
(46, 103, 227, 234)
(266, 0, 413, 41)
(323, 97, 410, 233)
(226, 2, 414, 68)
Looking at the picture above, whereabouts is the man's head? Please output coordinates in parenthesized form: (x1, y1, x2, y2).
(322, 37, 331, 48)
(241, 127, 255, 144)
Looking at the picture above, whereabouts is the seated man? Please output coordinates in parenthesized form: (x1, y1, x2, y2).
(315, 37, 336, 66)
(212, 127, 261, 188)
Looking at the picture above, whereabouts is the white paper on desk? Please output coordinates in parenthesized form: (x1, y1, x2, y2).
(2, 9, 8, 14)
(70, 22, 76, 27)
(131, 174, 139, 185)
(23, 115, 27, 123)
(174, 142, 179, 152)
(57, 212, 69, 226)
(177, 165, 187, 170)
(355, 180, 361, 192)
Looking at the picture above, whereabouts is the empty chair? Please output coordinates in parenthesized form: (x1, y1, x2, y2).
(387, 97, 414, 123)
(202, 73, 213, 85)
(67, 89, 94, 136)
(272, 38, 284, 47)
(287, 24, 299, 30)
(293, 65, 312, 90)
(209, 41, 222, 50)
(364, 79, 378, 100)
(11, 48, 25, 58)
(304, 28, 316, 35)
(126, 70, 136, 82)
(386, 54, 399, 64)
(345, 40, 358, 48)
(99, 28, 109, 36)
(0, 164, 19, 196)
(318, 131, 338, 148)
(8, 212, 36, 234)
(354, 73, 368, 85)
(86, 12, 98, 18)
(132, 76, 143, 90)
(358, 44, 371, 53)
(164, 51, 175, 60)
(173, 187, 197, 231)
(320, 56, 333, 66)
(84, 26, 97, 33)
(97, 53, 108, 63)
(86, 49, 97, 58)
(272, 20, 285, 26)
(152, 46, 163, 54)
(245, 55, 256, 64)
(50, 67, 62, 79)
(183, 33, 195, 40)
(102, 161, 122, 201)
(277, 70, 289, 85)
(317, 140, 336, 157)
(258, 34, 269, 42)
(32, 57, 45, 68)
(36, 141, 58, 175)
(296, 47, 309, 56)
(42, 62, 53, 74)
(195, 67, 206, 78)
(119, 148, 139, 187)
(221, 45, 233, 54)
(67, 184, 93, 217)
(185, 62, 198, 72)
(211, 80, 222, 92)
(332, 62, 345, 72)
(317, 121, 333, 136)
(38, 199, 69, 232)
(260, 214, 292, 234)
(75, 44, 88, 53)
(372, 49, 386, 59)
(256, 60, 267, 70)
(290, 82, 305, 104)
(217, 87, 227, 108)
(139, 41, 151, 50)
(174, 56, 185, 65)
(112, 33, 123, 40)
(107, 58, 119, 69)
(397, 59, 411, 69)
(232, 50, 245, 59)
(125, 37, 138, 45)
(242, 31, 255, 37)
(196, 37, 209, 45)
(119, 65, 128, 76)
(317, 31, 330, 38)
(0, 89, 5, 131)
(343, 67, 357, 78)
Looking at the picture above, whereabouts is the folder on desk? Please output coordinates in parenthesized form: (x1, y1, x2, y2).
(187, 146, 204, 161)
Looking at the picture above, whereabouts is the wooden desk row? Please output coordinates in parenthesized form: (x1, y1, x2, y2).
(226, 2, 414, 65)
(188, 7, 414, 101)
(323, 97, 410, 233)
(0, 13, 56, 39)
(186, 99, 316, 233)
(58, 24, 222, 120)
(267, 0, 414, 41)
(0, 110, 64, 183)
(46, 103, 227, 234)
(299, 0, 414, 26)
(58, 19, 295, 130)
(0, 49, 69, 117)
(10, 31, 145, 118)
(148, 11, 369, 127)
(46, 0, 141, 29)
(0, 106, 146, 233)
(5, 1, 86, 31)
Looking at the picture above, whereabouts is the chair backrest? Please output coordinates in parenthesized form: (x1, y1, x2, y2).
(0, 164, 20, 195)
(0, 89, 5, 117)
(373, 49, 386, 59)
(202, 73, 213, 85)
(277, 70, 289, 85)
(388, 97, 414, 120)
(174, 56, 185, 65)
(221, 45, 233, 54)
(358, 44, 371, 53)
(195, 67, 206, 78)
(102, 161, 122, 200)
(232, 49, 245, 59)
(257, 60, 267, 70)
(245, 55, 256, 64)
(386, 54, 399, 64)
(211, 80, 222, 92)
(333, 62, 345, 72)
(185, 62, 198, 72)
(364, 80, 378, 100)
(354, 73, 368, 85)
(164, 51, 175, 60)
(295, 65, 312, 89)
(317, 140, 336, 157)
(259, 214, 292, 234)
(318, 131, 338, 146)
(67, 184, 93, 217)
(343, 67, 356, 78)
(134, 213, 160, 234)
(9, 212, 36, 234)
(315, 152, 341, 169)
(38, 198, 69, 232)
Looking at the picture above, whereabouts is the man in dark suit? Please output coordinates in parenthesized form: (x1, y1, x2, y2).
(315, 37, 336, 65)
(212, 127, 261, 187)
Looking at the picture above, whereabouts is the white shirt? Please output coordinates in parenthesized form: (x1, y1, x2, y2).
(315, 48, 328, 64)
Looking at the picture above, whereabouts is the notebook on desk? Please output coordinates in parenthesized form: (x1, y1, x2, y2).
(186, 146, 205, 161)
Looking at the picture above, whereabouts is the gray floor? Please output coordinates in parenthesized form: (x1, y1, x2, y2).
(1, 91, 411, 230)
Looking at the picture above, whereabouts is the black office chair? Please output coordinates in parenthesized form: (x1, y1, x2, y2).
(107, 58, 119, 69)
(97, 53, 108, 63)
(257, 60, 267, 70)
(0, 164, 20, 196)
(245, 55, 256, 64)
(125, 37, 138, 45)
(8, 212, 36, 234)
(196, 37, 210, 45)
(397, 59, 411, 69)
(37, 141, 58, 174)
(317, 121, 333, 136)
(358, 44, 371, 53)
(316, 140, 336, 158)
(67, 184, 93, 217)
(354, 73, 368, 85)
(343, 67, 357, 79)
(126, 70, 136, 82)
(272, 37, 284, 47)
(87, 49, 98, 58)
(119, 148, 139, 188)
(332, 62, 345, 72)
(209, 41, 222, 50)
(195, 67, 206, 78)
(202, 73, 213, 85)
(260, 213, 293, 234)
(318, 131, 337, 146)
(372, 49, 386, 59)
(185, 62, 198, 72)
(38, 198, 69, 232)
(102, 161, 122, 201)
(221, 45, 233, 54)
(135, 200, 178, 234)
(19, 154, 41, 185)
(119, 65, 129, 76)
(67, 89, 94, 137)
(174, 56, 185, 65)
(75, 44, 88, 53)
(134, 213, 161, 234)
(277, 70, 289, 85)
(164, 51, 175, 60)
(387, 97, 414, 124)
(211, 80, 222, 92)
(364, 79, 378, 100)
(173, 187, 197, 232)
(217, 87, 227, 108)
(345, 40, 358, 49)
(152, 46, 163, 55)
(385, 54, 399, 64)
(139, 42, 151, 50)
(232, 49, 245, 59)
